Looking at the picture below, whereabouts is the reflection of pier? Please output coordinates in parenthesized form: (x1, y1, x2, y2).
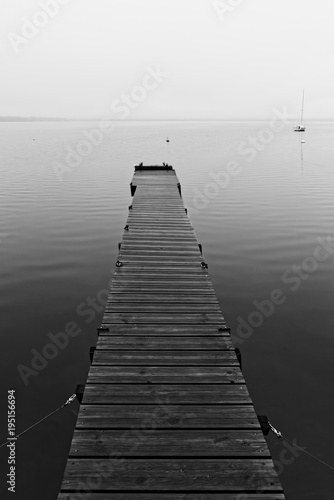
(57, 164, 286, 498)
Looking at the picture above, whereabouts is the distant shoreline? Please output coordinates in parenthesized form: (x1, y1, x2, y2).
(1, 117, 334, 123)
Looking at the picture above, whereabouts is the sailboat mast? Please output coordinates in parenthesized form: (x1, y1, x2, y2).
(301, 89, 305, 125)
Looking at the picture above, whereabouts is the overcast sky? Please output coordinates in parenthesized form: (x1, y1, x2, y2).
(1, 0, 334, 119)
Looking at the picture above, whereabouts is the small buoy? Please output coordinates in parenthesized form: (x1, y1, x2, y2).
(166, 137, 169, 143)
(301, 140, 305, 143)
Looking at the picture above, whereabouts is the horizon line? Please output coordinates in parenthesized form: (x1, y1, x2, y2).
(1, 117, 334, 122)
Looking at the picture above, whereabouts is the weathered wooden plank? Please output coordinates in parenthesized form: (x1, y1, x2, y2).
(122, 237, 199, 243)
(126, 215, 190, 219)
(96, 336, 230, 349)
(127, 219, 192, 223)
(104, 302, 220, 310)
(111, 278, 212, 284)
(125, 223, 193, 228)
(123, 253, 200, 259)
(119, 247, 200, 252)
(133, 184, 180, 187)
(130, 195, 183, 198)
(59, 458, 283, 491)
(109, 281, 213, 288)
(132, 199, 185, 202)
(116, 266, 206, 272)
(127, 216, 187, 219)
(113, 270, 210, 276)
(102, 313, 225, 324)
(134, 186, 180, 189)
(119, 249, 201, 254)
(134, 192, 181, 196)
(126, 216, 191, 221)
(107, 295, 219, 303)
(121, 231, 197, 237)
(113, 262, 206, 268)
(127, 209, 188, 213)
(127, 222, 193, 226)
(134, 183, 180, 187)
(109, 289, 216, 295)
(76, 405, 260, 429)
(121, 242, 200, 248)
(124, 227, 192, 230)
(127, 210, 187, 212)
(131, 201, 185, 205)
(59, 494, 286, 500)
(124, 230, 194, 234)
(128, 212, 188, 216)
(87, 366, 244, 384)
(82, 384, 251, 404)
(134, 189, 181, 192)
(120, 232, 195, 239)
(104, 304, 222, 313)
(99, 325, 227, 336)
(105, 302, 222, 309)
(108, 287, 216, 294)
(129, 201, 185, 204)
(121, 242, 198, 248)
(92, 351, 239, 366)
(131, 185, 180, 189)
(118, 254, 203, 260)
(134, 181, 178, 184)
(131, 197, 183, 200)
(69, 430, 270, 457)
(129, 212, 188, 216)
(132, 195, 180, 198)
(124, 227, 195, 232)
(120, 239, 199, 244)
(110, 280, 215, 287)
(111, 268, 210, 274)
(130, 204, 185, 207)
(121, 242, 199, 248)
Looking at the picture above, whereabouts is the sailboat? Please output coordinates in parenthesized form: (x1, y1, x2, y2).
(294, 90, 306, 131)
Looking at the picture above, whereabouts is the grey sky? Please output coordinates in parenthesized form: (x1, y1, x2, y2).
(1, 0, 334, 119)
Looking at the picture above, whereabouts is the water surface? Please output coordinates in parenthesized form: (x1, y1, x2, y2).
(0, 121, 333, 499)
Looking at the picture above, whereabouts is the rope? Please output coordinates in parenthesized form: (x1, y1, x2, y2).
(0, 394, 77, 449)
(269, 420, 334, 473)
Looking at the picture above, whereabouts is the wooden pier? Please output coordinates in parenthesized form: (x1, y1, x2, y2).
(58, 165, 286, 499)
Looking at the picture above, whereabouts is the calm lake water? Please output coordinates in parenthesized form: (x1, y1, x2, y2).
(0, 120, 334, 499)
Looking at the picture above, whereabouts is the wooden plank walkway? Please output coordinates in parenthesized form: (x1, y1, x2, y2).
(58, 165, 286, 499)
